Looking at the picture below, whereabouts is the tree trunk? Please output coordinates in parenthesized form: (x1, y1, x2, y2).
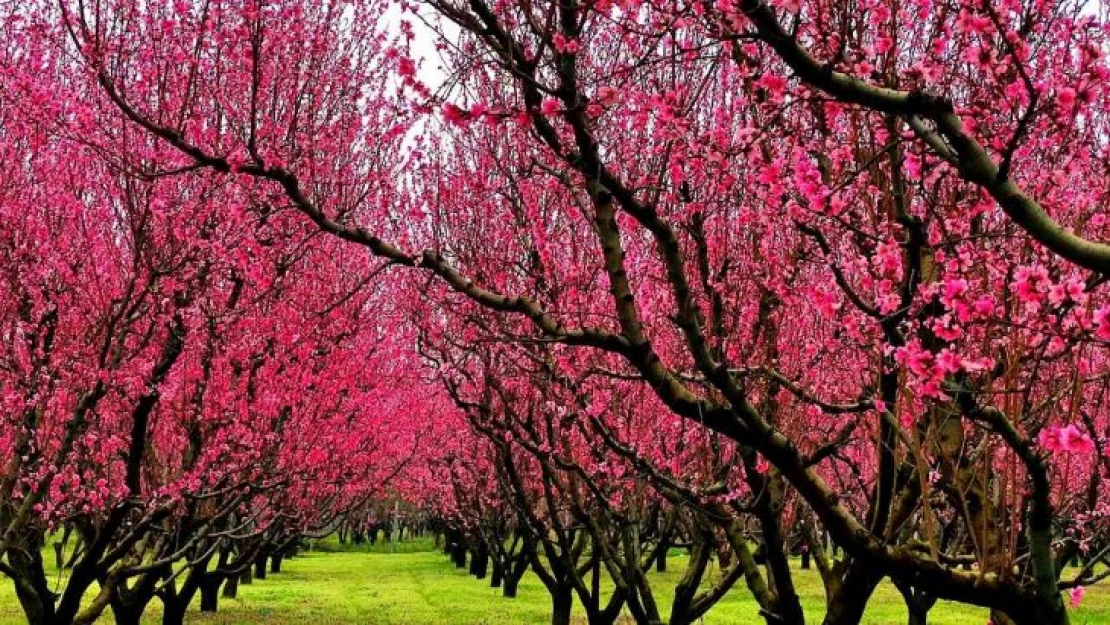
(822, 569, 881, 625)
(717, 544, 732, 569)
(161, 559, 205, 625)
(503, 571, 521, 598)
(895, 580, 935, 625)
(7, 549, 57, 625)
(822, 593, 870, 625)
(551, 585, 573, 625)
(53, 554, 105, 625)
(452, 541, 467, 568)
(490, 558, 503, 588)
(161, 598, 188, 625)
(199, 575, 221, 612)
(254, 554, 268, 580)
(270, 552, 282, 574)
(240, 565, 253, 585)
(470, 543, 489, 579)
(222, 573, 240, 599)
(1005, 604, 1070, 625)
(110, 604, 144, 625)
(504, 550, 529, 598)
(12, 593, 53, 625)
(110, 574, 162, 625)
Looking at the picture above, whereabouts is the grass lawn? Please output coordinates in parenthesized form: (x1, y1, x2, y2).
(1, 539, 1107, 624)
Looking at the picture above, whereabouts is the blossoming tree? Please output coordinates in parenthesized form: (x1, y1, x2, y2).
(1, 0, 1109, 624)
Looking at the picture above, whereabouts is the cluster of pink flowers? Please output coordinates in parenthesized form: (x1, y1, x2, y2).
(1038, 424, 1096, 455)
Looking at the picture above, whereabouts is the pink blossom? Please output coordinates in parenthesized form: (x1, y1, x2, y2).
(1048, 282, 1069, 305)
(552, 33, 580, 54)
(936, 349, 962, 374)
(756, 73, 788, 101)
(469, 102, 490, 119)
(442, 102, 470, 126)
(540, 98, 562, 116)
(942, 278, 968, 302)
(1057, 87, 1077, 109)
(873, 242, 902, 279)
(596, 85, 620, 106)
(397, 57, 416, 77)
(1039, 424, 1095, 455)
(1014, 265, 1049, 303)
(1070, 586, 1085, 608)
(1095, 306, 1110, 340)
(897, 343, 933, 378)
(972, 296, 995, 318)
(960, 357, 994, 373)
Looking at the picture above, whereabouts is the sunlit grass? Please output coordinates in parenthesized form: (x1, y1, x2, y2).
(1, 538, 1106, 624)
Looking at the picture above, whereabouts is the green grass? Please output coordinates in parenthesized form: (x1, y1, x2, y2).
(1, 539, 1107, 624)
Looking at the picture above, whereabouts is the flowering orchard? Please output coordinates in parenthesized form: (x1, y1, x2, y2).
(1, 0, 1110, 624)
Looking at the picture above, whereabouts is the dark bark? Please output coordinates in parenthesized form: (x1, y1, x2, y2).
(717, 544, 732, 569)
(161, 557, 207, 625)
(908, 601, 930, 625)
(109, 566, 165, 625)
(656, 542, 668, 573)
(161, 597, 188, 625)
(503, 569, 521, 598)
(490, 558, 503, 588)
(551, 584, 573, 625)
(452, 541, 467, 568)
(52, 537, 108, 625)
(503, 548, 530, 598)
(199, 575, 221, 612)
(110, 604, 144, 625)
(895, 579, 936, 625)
(254, 553, 268, 579)
(6, 540, 57, 625)
(469, 542, 489, 579)
(222, 573, 240, 599)
(821, 564, 883, 625)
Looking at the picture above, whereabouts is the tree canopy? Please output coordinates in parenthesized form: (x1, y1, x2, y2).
(1, 1, 1109, 624)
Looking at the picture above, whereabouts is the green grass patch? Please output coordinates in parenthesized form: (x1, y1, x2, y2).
(1, 542, 1107, 623)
